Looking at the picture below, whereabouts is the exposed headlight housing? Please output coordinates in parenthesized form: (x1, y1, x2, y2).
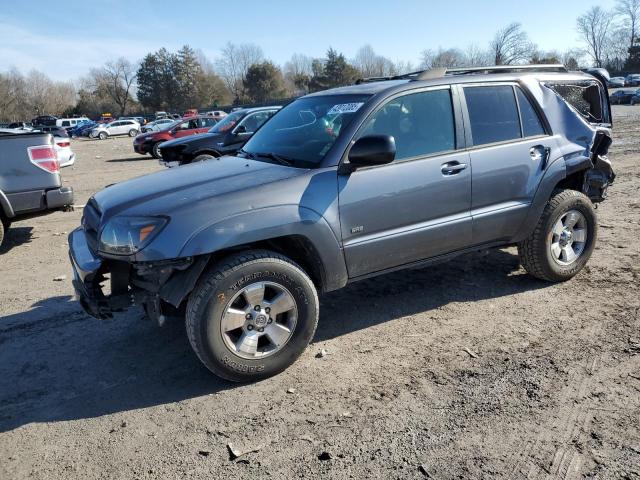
(99, 216, 168, 255)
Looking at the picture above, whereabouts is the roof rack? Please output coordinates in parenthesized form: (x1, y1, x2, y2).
(355, 64, 569, 84)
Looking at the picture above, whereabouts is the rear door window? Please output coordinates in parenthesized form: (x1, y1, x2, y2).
(464, 85, 521, 146)
(515, 87, 546, 137)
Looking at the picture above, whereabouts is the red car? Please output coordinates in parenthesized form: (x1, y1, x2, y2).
(133, 116, 218, 158)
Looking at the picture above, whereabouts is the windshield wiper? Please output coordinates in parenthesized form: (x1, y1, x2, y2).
(252, 152, 294, 167)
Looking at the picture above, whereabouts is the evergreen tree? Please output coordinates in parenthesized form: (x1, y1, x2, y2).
(244, 61, 286, 102)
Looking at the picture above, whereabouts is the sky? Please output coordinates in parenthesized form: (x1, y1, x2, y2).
(0, 0, 618, 81)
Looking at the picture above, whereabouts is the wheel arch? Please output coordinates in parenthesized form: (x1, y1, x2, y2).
(167, 205, 348, 294)
(193, 149, 220, 158)
(0, 189, 15, 219)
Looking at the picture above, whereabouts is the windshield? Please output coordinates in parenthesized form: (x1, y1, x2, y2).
(208, 111, 245, 134)
(242, 94, 371, 167)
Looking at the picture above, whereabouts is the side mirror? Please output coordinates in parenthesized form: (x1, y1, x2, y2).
(234, 124, 248, 135)
(346, 135, 395, 170)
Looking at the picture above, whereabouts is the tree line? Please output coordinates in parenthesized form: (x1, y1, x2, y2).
(1, 0, 640, 122)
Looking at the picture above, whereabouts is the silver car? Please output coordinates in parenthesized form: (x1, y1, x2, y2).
(91, 120, 140, 140)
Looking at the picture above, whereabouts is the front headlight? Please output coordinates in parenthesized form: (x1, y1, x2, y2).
(99, 216, 168, 255)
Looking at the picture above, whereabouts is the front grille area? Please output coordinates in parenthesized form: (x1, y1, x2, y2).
(82, 198, 101, 253)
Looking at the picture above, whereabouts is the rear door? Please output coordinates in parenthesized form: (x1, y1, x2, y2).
(460, 84, 554, 244)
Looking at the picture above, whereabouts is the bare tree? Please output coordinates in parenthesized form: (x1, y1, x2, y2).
(215, 42, 264, 102)
(576, 7, 614, 67)
(615, 0, 640, 51)
(102, 58, 136, 116)
(490, 22, 535, 65)
(392, 60, 415, 75)
(353, 45, 395, 77)
(464, 44, 491, 66)
(283, 53, 314, 94)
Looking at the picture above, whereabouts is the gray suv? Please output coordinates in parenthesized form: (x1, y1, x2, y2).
(69, 65, 615, 382)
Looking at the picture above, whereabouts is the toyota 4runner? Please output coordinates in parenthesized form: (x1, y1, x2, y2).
(69, 65, 615, 382)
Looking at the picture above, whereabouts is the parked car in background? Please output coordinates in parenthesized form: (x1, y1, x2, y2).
(7, 122, 33, 131)
(630, 90, 640, 105)
(33, 125, 69, 137)
(53, 136, 75, 168)
(607, 77, 626, 88)
(133, 116, 218, 158)
(625, 74, 640, 86)
(140, 118, 175, 133)
(56, 117, 90, 128)
(31, 115, 58, 127)
(159, 107, 280, 167)
(610, 89, 636, 104)
(90, 120, 140, 140)
(155, 111, 168, 119)
(69, 120, 97, 138)
(183, 109, 198, 117)
(205, 110, 227, 119)
(0, 131, 74, 248)
(118, 116, 146, 125)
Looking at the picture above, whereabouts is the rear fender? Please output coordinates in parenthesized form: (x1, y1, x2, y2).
(179, 205, 348, 292)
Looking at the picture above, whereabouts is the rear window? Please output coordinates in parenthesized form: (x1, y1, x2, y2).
(464, 85, 521, 146)
(515, 87, 545, 137)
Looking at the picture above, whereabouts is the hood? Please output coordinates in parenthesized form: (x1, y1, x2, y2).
(93, 156, 302, 220)
(160, 132, 223, 150)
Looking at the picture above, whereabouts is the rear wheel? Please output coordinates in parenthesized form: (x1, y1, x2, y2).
(151, 143, 162, 159)
(518, 189, 597, 282)
(128, 129, 138, 137)
(186, 250, 319, 382)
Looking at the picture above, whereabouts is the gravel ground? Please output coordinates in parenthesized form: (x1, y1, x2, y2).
(0, 107, 639, 479)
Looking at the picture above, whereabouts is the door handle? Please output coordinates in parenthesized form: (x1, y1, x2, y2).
(530, 145, 551, 169)
(441, 161, 467, 175)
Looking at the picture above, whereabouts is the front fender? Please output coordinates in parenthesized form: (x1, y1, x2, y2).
(179, 205, 348, 292)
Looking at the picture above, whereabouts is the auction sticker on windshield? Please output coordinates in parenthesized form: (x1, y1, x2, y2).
(327, 103, 364, 115)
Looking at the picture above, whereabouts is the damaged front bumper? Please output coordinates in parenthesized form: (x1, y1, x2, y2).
(68, 228, 209, 320)
(68, 227, 132, 319)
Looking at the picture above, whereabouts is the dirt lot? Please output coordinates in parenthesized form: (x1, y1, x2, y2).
(1, 107, 639, 479)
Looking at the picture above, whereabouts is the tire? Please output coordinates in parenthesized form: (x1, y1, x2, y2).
(518, 189, 597, 282)
(98, 131, 107, 140)
(0, 218, 6, 249)
(186, 250, 319, 382)
(192, 154, 216, 163)
(128, 129, 138, 137)
(151, 143, 162, 159)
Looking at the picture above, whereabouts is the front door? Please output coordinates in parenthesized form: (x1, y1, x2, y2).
(338, 87, 472, 278)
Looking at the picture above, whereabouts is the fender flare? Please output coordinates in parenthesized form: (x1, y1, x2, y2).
(512, 156, 568, 243)
(0, 189, 15, 218)
(178, 205, 348, 292)
(193, 149, 220, 158)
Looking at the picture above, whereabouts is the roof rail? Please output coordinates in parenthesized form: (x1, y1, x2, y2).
(355, 64, 569, 84)
(445, 64, 568, 75)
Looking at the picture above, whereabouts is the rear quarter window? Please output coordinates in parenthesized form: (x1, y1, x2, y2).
(515, 87, 546, 137)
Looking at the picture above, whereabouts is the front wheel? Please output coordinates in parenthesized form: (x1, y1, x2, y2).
(192, 154, 216, 163)
(151, 142, 162, 159)
(518, 189, 597, 282)
(186, 250, 319, 382)
(98, 132, 107, 140)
